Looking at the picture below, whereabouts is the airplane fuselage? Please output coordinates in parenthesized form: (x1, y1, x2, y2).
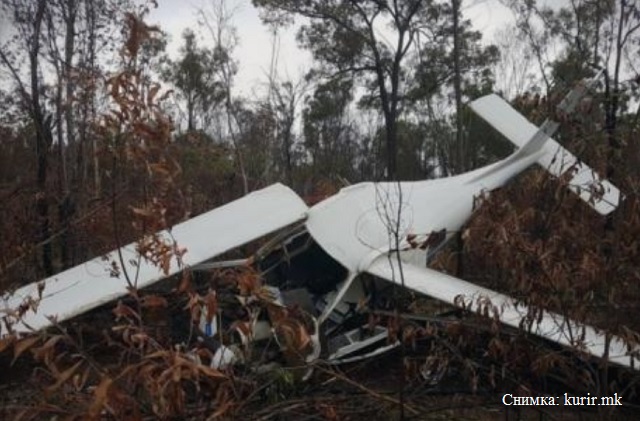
(306, 148, 543, 274)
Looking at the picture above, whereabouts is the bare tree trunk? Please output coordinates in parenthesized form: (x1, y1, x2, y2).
(202, 0, 249, 194)
(224, 92, 249, 195)
(604, 0, 627, 179)
(452, 0, 464, 174)
(59, 0, 78, 269)
(264, 26, 280, 182)
(31, 0, 54, 276)
(64, 0, 77, 172)
(187, 92, 196, 132)
(85, 0, 100, 196)
(280, 93, 295, 187)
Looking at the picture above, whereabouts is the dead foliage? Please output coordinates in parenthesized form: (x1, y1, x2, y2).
(448, 92, 640, 402)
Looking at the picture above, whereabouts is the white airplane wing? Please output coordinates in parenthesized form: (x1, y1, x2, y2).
(366, 256, 639, 370)
(2, 184, 309, 334)
(470, 94, 622, 215)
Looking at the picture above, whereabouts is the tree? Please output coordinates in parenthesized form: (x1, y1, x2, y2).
(492, 24, 537, 100)
(253, 1, 500, 180)
(162, 29, 224, 133)
(303, 78, 357, 183)
(200, 0, 249, 194)
(253, 0, 431, 180)
(0, 0, 152, 277)
(506, 0, 640, 177)
(407, 1, 498, 174)
(451, 0, 463, 173)
(267, 77, 309, 186)
(0, 0, 54, 275)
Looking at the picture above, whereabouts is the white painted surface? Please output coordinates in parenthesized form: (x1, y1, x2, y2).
(367, 257, 639, 370)
(306, 143, 544, 274)
(2, 184, 308, 334)
(470, 94, 622, 215)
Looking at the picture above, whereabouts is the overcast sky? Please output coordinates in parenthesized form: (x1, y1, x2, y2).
(148, 0, 516, 97)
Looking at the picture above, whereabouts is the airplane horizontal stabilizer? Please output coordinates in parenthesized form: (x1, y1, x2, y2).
(470, 94, 622, 215)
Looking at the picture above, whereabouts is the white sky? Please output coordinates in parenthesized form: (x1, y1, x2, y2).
(148, 0, 516, 97)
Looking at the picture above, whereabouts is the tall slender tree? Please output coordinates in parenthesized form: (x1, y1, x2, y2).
(253, 0, 432, 180)
(200, 0, 249, 194)
(162, 29, 223, 133)
(303, 78, 357, 183)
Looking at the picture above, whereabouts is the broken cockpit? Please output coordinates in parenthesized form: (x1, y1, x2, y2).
(192, 224, 401, 371)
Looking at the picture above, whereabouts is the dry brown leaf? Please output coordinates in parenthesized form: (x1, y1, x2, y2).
(12, 335, 40, 365)
(88, 376, 114, 418)
(147, 83, 161, 105)
(177, 271, 192, 293)
(236, 270, 261, 296)
(113, 300, 140, 321)
(197, 364, 227, 379)
(141, 294, 168, 309)
(0, 334, 16, 354)
(31, 334, 64, 361)
(45, 359, 83, 396)
(231, 321, 252, 339)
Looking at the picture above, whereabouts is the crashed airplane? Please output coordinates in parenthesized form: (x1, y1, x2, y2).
(1, 75, 636, 372)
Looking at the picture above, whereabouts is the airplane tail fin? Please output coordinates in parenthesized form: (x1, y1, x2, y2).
(469, 81, 622, 215)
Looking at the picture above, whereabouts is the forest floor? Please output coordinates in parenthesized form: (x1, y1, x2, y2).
(2, 280, 640, 419)
(3, 337, 640, 420)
